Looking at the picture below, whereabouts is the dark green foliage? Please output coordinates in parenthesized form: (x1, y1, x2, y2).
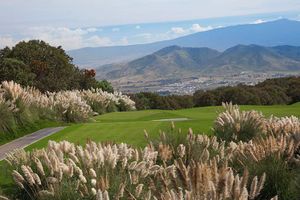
(0, 40, 114, 92)
(232, 155, 300, 200)
(96, 80, 114, 93)
(0, 58, 35, 86)
(193, 90, 217, 106)
(193, 76, 300, 107)
(130, 92, 194, 110)
(131, 76, 300, 110)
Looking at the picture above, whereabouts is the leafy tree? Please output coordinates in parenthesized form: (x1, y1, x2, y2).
(193, 90, 216, 106)
(96, 80, 114, 93)
(0, 40, 114, 92)
(4, 40, 80, 91)
(0, 58, 35, 86)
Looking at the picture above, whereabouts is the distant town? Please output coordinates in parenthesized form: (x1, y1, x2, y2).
(158, 72, 300, 95)
(113, 71, 300, 95)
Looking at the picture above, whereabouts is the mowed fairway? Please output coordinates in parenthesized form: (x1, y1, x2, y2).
(26, 103, 300, 150)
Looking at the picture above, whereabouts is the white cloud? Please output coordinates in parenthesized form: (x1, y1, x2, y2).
(171, 27, 187, 34)
(112, 27, 120, 32)
(0, 35, 15, 48)
(85, 35, 112, 46)
(252, 19, 266, 24)
(86, 27, 98, 32)
(170, 24, 213, 36)
(190, 24, 213, 32)
(135, 25, 141, 29)
(120, 37, 129, 45)
(136, 33, 152, 39)
(20, 26, 113, 50)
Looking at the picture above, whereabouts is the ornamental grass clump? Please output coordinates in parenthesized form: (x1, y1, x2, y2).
(0, 94, 17, 135)
(213, 102, 265, 142)
(48, 91, 93, 122)
(147, 126, 227, 166)
(4, 104, 300, 199)
(6, 138, 272, 200)
(79, 88, 135, 114)
(213, 103, 300, 200)
(265, 116, 300, 138)
(0, 81, 135, 138)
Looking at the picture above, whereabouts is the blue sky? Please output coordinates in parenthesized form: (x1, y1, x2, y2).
(0, 0, 300, 50)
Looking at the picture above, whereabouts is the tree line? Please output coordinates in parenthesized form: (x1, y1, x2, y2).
(130, 76, 300, 110)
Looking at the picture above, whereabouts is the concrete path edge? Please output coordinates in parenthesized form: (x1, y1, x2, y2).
(0, 127, 66, 160)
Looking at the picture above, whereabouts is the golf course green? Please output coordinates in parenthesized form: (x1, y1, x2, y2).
(26, 103, 300, 149)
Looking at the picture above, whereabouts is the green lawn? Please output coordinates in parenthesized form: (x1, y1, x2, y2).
(26, 103, 300, 150)
(1, 103, 300, 193)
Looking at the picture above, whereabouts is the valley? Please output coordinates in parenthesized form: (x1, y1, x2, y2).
(96, 44, 300, 93)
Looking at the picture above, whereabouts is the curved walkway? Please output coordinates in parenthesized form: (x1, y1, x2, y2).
(0, 127, 65, 160)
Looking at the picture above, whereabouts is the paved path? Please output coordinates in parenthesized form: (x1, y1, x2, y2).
(0, 127, 65, 160)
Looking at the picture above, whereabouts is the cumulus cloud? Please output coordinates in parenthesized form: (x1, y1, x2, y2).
(86, 27, 98, 32)
(252, 19, 266, 24)
(21, 26, 112, 50)
(190, 24, 213, 32)
(120, 37, 129, 45)
(85, 35, 112, 46)
(170, 24, 213, 37)
(171, 27, 187, 34)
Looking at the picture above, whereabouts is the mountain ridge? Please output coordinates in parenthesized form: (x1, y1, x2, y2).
(68, 19, 300, 67)
(97, 44, 300, 82)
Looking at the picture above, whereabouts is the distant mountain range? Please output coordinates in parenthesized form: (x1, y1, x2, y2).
(68, 19, 300, 67)
(96, 45, 300, 82)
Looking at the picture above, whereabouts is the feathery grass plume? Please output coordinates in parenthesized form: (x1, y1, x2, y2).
(6, 137, 279, 200)
(213, 102, 265, 142)
(266, 115, 300, 138)
(6, 112, 300, 200)
(0, 81, 135, 137)
(79, 88, 135, 114)
(231, 132, 300, 200)
(0, 196, 10, 200)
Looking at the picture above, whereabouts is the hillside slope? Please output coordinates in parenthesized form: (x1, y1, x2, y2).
(104, 46, 220, 79)
(98, 45, 300, 80)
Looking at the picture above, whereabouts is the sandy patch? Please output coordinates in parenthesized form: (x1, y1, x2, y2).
(152, 118, 190, 122)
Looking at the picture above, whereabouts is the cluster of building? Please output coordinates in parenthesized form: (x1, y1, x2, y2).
(157, 72, 300, 95)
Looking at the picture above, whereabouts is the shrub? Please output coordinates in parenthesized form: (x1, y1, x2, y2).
(231, 135, 300, 200)
(0, 81, 135, 139)
(6, 139, 267, 200)
(213, 102, 265, 142)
